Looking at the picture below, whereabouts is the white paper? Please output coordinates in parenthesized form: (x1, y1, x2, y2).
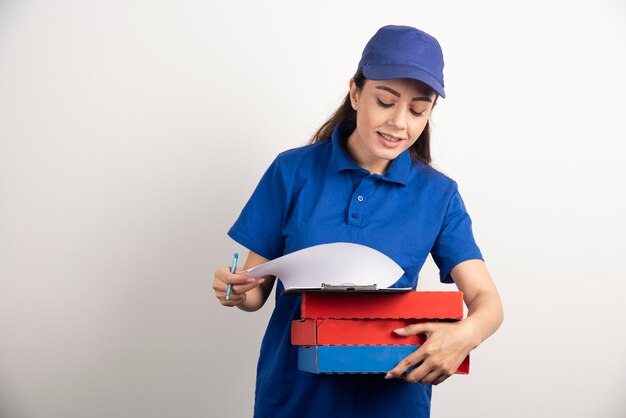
(245, 242, 404, 290)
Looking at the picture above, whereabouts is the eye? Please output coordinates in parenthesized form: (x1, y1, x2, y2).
(376, 98, 393, 108)
(378, 98, 426, 117)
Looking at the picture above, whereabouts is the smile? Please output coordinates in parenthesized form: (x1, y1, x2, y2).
(377, 131, 405, 148)
(377, 131, 404, 142)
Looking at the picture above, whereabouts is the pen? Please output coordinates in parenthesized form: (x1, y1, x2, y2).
(225, 252, 239, 300)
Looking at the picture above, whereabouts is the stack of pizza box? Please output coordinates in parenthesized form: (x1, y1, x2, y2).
(291, 291, 470, 374)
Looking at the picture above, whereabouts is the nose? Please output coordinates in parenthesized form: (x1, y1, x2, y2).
(388, 106, 408, 131)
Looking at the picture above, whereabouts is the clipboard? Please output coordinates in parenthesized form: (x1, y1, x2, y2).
(283, 283, 412, 295)
(244, 243, 406, 291)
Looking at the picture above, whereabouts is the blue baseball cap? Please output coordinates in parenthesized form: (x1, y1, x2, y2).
(357, 25, 446, 98)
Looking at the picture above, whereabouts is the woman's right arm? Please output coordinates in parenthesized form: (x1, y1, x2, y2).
(213, 250, 276, 312)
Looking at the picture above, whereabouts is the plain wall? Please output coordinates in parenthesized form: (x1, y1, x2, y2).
(1, 1, 625, 417)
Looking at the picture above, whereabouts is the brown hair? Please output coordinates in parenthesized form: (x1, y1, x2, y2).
(309, 69, 437, 166)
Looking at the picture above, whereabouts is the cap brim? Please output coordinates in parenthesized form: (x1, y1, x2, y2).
(362, 64, 445, 99)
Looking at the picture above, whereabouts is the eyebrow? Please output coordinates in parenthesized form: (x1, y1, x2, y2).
(374, 85, 433, 103)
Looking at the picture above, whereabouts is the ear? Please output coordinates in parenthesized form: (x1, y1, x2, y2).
(349, 79, 359, 110)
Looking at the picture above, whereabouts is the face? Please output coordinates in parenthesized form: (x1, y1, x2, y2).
(347, 78, 437, 174)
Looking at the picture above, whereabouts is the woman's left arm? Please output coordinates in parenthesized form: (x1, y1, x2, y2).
(385, 259, 504, 385)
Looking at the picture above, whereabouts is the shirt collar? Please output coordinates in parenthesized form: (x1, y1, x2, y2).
(327, 121, 411, 186)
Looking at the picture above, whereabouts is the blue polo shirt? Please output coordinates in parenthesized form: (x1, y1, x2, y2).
(228, 121, 483, 418)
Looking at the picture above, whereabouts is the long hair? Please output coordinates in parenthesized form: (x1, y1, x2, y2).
(309, 69, 435, 166)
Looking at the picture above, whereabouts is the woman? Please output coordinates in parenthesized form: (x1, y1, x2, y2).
(213, 25, 503, 418)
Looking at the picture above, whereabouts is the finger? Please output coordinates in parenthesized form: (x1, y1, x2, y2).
(215, 266, 252, 277)
(397, 360, 432, 384)
(213, 277, 261, 293)
(215, 290, 245, 307)
(215, 289, 244, 301)
(432, 374, 451, 386)
(385, 348, 427, 379)
(230, 278, 266, 295)
(417, 369, 441, 385)
(214, 273, 258, 290)
(394, 322, 433, 337)
(224, 274, 258, 286)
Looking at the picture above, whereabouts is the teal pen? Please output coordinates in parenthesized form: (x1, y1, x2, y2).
(225, 252, 239, 300)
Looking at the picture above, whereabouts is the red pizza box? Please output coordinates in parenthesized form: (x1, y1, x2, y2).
(300, 291, 463, 319)
(291, 318, 429, 346)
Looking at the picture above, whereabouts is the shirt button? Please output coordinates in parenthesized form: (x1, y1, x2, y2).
(351, 213, 358, 219)
(357, 195, 364, 202)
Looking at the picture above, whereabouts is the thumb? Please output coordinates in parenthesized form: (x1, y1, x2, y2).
(234, 267, 252, 277)
(394, 322, 433, 336)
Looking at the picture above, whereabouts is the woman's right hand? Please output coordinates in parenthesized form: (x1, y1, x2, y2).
(212, 266, 266, 307)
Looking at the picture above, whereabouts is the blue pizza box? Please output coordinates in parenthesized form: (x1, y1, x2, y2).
(297, 345, 420, 374)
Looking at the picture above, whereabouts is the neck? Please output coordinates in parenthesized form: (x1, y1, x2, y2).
(345, 130, 390, 175)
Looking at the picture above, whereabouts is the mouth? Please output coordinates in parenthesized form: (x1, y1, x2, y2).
(377, 131, 405, 148)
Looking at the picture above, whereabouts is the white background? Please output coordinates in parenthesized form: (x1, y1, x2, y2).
(1, 1, 625, 417)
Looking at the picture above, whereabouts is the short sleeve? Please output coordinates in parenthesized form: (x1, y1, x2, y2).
(431, 187, 484, 283)
(227, 157, 288, 260)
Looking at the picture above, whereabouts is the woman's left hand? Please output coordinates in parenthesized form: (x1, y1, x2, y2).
(385, 320, 477, 385)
